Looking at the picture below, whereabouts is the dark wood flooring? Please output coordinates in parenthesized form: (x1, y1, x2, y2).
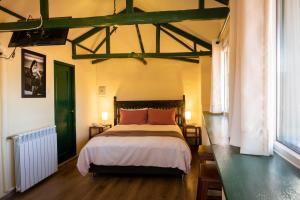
(4, 150, 200, 200)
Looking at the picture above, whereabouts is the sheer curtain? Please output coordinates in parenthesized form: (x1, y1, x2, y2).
(229, 0, 276, 156)
(210, 39, 225, 113)
(277, 0, 300, 153)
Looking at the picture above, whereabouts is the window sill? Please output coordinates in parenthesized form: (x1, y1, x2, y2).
(274, 141, 300, 169)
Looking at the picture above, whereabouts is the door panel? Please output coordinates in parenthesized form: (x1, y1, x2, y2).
(54, 61, 76, 163)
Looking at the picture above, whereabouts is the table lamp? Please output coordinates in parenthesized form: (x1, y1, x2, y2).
(101, 112, 108, 124)
(185, 111, 192, 124)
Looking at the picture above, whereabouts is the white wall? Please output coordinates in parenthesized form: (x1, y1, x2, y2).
(0, 33, 97, 196)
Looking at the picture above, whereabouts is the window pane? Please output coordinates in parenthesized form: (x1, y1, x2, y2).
(277, 0, 300, 153)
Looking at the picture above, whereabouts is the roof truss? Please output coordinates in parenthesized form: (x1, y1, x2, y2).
(0, 0, 230, 64)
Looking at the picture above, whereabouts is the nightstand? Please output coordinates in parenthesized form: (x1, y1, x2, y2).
(183, 124, 202, 146)
(89, 124, 112, 139)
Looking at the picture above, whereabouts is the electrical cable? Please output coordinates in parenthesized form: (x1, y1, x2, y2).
(0, 15, 43, 32)
(0, 47, 16, 59)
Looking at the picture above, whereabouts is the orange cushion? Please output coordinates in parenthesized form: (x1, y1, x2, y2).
(119, 109, 148, 125)
(148, 108, 176, 125)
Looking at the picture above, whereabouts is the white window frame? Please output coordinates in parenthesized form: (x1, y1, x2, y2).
(274, 0, 300, 169)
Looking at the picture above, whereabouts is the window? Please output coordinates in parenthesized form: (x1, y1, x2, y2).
(277, 0, 300, 154)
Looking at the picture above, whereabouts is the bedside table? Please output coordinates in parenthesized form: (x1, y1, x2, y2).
(183, 124, 202, 146)
(89, 124, 112, 139)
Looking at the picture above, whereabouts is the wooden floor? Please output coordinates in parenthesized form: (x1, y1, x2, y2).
(4, 150, 200, 200)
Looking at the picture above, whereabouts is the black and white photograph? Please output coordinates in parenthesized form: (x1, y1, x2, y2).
(21, 49, 46, 98)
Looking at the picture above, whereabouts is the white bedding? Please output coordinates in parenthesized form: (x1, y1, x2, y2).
(77, 124, 191, 175)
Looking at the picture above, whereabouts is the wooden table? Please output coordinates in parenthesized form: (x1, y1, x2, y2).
(89, 124, 112, 139)
(203, 112, 300, 200)
(183, 124, 202, 146)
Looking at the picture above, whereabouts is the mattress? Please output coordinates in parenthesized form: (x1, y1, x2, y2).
(77, 124, 192, 175)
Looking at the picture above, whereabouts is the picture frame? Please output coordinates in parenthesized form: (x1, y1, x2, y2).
(21, 49, 46, 98)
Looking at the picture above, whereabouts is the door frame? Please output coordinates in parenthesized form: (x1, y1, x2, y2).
(54, 60, 76, 162)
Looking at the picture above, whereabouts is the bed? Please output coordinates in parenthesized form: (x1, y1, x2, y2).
(77, 95, 191, 176)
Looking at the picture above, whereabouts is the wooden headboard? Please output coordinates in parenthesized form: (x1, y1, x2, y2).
(114, 95, 186, 127)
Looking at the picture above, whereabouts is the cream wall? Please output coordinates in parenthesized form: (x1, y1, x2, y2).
(96, 58, 205, 125)
(201, 57, 212, 111)
(0, 33, 97, 196)
(94, 25, 213, 125)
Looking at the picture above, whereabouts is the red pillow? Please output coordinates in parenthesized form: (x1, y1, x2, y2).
(148, 108, 176, 125)
(119, 109, 148, 124)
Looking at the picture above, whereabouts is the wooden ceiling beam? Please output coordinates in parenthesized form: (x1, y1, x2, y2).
(135, 24, 145, 53)
(214, 0, 229, 6)
(0, 6, 26, 20)
(93, 27, 117, 53)
(106, 27, 110, 53)
(0, 7, 229, 31)
(40, 0, 49, 19)
(73, 51, 211, 59)
(126, 0, 134, 13)
(159, 23, 212, 50)
(72, 27, 104, 44)
(199, 0, 205, 9)
(156, 25, 160, 53)
(67, 39, 94, 54)
(160, 26, 194, 52)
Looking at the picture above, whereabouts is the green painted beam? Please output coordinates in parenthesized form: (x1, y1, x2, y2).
(93, 27, 117, 53)
(106, 26, 110, 54)
(126, 0, 134, 13)
(160, 27, 194, 52)
(199, 0, 205, 9)
(40, 0, 49, 19)
(132, 8, 212, 50)
(156, 25, 160, 53)
(73, 27, 104, 44)
(72, 43, 76, 56)
(0, 7, 229, 31)
(214, 0, 229, 6)
(135, 24, 145, 53)
(159, 23, 212, 50)
(67, 39, 94, 54)
(92, 57, 197, 64)
(73, 51, 211, 59)
(135, 57, 147, 65)
(91, 59, 109, 64)
(0, 6, 26, 20)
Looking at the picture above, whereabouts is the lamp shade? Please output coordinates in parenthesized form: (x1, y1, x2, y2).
(185, 111, 192, 120)
(101, 112, 108, 121)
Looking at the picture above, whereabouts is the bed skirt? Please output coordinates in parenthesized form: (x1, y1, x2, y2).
(89, 164, 184, 176)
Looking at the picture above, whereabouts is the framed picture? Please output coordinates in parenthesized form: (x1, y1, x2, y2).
(21, 49, 46, 98)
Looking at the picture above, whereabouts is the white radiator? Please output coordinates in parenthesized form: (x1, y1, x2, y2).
(12, 126, 58, 192)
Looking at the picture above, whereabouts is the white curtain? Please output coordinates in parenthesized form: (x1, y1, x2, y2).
(229, 0, 276, 156)
(277, 0, 300, 152)
(210, 39, 225, 113)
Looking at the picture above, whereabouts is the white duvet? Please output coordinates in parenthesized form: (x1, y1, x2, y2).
(77, 124, 191, 175)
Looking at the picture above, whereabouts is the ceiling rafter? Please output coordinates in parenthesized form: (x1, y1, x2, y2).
(93, 27, 117, 54)
(0, 1, 230, 64)
(73, 27, 104, 44)
(0, 7, 229, 30)
(0, 6, 26, 20)
(159, 26, 194, 52)
(73, 51, 211, 59)
(214, 0, 229, 6)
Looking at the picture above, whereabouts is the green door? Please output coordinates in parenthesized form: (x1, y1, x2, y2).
(54, 61, 76, 164)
